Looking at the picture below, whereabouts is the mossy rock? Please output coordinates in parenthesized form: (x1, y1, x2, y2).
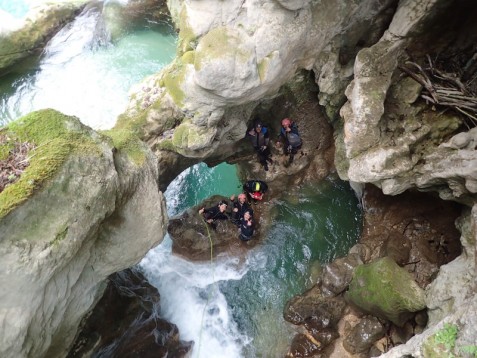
(0, 109, 101, 218)
(101, 128, 147, 166)
(171, 121, 215, 152)
(345, 256, 426, 326)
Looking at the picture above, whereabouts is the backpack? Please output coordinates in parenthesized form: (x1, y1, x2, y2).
(287, 132, 302, 147)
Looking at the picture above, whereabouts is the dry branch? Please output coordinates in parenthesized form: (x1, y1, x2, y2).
(400, 55, 477, 127)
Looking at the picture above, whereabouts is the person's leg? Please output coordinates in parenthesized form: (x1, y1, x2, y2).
(288, 146, 300, 164)
(257, 150, 268, 171)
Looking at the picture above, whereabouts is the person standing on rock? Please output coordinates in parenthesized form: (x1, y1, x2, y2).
(239, 210, 254, 241)
(243, 180, 268, 203)
(198, 200, 229, 230)
(276, 118, 302, 165)
(246, 120, 273, 171)
(229, 193, 253, 226)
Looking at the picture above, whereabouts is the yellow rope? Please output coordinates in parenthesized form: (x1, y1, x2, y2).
(196, 218, 215, 358)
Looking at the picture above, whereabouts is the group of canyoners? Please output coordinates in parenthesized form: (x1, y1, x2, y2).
(198, 117, 304, 241)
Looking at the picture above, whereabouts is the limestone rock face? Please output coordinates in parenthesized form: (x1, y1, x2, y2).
(337, 0, 477, 204)
(0, 110, 167, 358)
(122, 0, 397, 159)
(0, 1, 87, 72)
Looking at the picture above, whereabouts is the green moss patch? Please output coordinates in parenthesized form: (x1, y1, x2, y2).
(163, 60, 187, 106)
(102, 128, 146, 166)
(0, 109, 100, 219)
(178, 5, 197, 53)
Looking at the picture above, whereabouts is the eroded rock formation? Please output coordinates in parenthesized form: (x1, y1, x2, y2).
(0, 110, 167, 358)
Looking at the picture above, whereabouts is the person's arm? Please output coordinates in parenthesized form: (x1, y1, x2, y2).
(261, 181, 268, 193)
(241, 219, 254, 236)
(291, 123, 299, 135)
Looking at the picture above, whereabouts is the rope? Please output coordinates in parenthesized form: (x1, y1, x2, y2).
(196, 218, 215, 358)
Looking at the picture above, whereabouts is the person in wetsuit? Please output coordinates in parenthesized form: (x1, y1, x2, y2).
(198, 200, 229, 230)
(246, 120, 273, 171)
(239, 210, 254, 241)
(243, 180, 268, 202)
(276, 118, 302, 165)
(229, 193, 253, 226)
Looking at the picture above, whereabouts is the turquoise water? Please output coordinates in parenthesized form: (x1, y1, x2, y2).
(166, 162, 242, 216)
(141, 167, 363, 357)
(0, 12, 177, 129)
(223, 177, 362, 356)
(0, 0, 29, 18)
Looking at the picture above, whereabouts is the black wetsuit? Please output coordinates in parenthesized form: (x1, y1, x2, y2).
(202, 206, 228, 230)
(239, 218, 254, 241)
(246, 126, 272, 170)
(231, 200, 253, 225)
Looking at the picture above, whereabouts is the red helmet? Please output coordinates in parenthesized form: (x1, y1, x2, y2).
(281, 118, 291, 127)
(251, 192, 263, 200)
(238, 193, 247, 201)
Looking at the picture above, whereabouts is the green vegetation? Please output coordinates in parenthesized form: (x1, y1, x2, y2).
(460, 345, 477, 358)
(101, 128, 146, 166)
(163, 60, 187, 106)
(434, 323, 458, 351)
(423, 323, 477, 358)
(0, 109, 99, 219)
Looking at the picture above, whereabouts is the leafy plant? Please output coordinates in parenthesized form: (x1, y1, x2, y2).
(434, 323, 458, 351)
(460, 345, 477, 358)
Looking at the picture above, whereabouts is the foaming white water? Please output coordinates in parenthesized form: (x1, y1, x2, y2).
(1, 6, 176, 129)
(140, 236, 252, 358)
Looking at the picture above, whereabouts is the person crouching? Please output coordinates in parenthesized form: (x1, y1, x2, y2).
(198, 200, 229, 230)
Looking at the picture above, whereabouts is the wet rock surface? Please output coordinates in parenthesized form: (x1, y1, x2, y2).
(68, 268, 191, 358)
(168, 195, 270, 261)
(284, 184, 464, 357)
(343, 316, 385, 354)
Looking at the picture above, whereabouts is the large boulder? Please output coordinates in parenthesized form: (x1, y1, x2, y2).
(168, 195, 265, 261)
(346, 257, 426, 327)
(0, 109, 167, 358)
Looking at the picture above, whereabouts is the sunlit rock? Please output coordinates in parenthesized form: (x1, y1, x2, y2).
(121, 0, 396, 159)
(0, 109, 167, 358)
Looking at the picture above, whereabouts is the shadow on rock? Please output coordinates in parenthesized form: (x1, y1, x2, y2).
(67, 268, 192, 358)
